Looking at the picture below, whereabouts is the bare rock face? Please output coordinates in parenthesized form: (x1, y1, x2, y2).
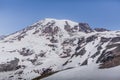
(97, 41, 120, 68)
(100, 37, 111, 42)
(78, 23, 93, 33)
(0, 58, 19, 72)
(0, 35, 6, 40)
(75, 48, 86, 57)
(111, 37, 120, 42)
(86, 35, 97, 43)
(19, 48, 34, 56)
(42, 21, 59, 36)
(64, 21, 72, 32)
(94, 28, 109, 32)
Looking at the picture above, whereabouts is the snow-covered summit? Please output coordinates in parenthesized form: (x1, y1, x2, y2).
(44, 18, 78, 23)
(32, 18, 78, 27)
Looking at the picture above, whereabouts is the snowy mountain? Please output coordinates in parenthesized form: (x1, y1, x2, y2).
(0, 18, 120, 80)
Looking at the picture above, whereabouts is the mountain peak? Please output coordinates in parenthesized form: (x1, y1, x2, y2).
(34, 18, 93, 34)
(2, 18, 94, 42)
(44, 18, 77, 22)
(42, 18, 78, 26)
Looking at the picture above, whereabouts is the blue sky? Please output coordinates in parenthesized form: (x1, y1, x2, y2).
(0, 0, 120, 35)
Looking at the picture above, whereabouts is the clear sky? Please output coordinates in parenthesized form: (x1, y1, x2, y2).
(0, 0, 120, 35)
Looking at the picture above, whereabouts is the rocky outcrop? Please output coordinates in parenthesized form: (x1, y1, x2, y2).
(0, 58, 19, 72)
(0, 35, 6, 40)
(79, 23, 93, 33)
(19, 48, 34, 56)
(94, 28, 109, 32)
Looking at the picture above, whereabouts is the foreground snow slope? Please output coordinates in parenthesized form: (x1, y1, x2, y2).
(43, 64, 120, 80)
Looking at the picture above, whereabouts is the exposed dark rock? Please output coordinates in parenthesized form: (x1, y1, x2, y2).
(100, 37, 111, 42)
(41, 67, 53, 75)
(91, 45, 103, 58)
(18, 77, 23, 80)
(17, 34, 26, 41)
(33, 30, 40, 34)
(53, 26, 59, 34)
(61, 49, 71, 58)
(42, 22, 59, 36)
(113, 45, 120, 54)
(91, 51, 101, 58)
(75, 46, 81, 51)
(43, 26, 53, 34)
(47, 44, 57, 48)
(97, 44, 120, 67)
(27, 58, 37, 65)
(62, 38, 77, 47)
(106, 44, 120, 49)
(0, 58, 19, 72)
(0, 35, 6, 40)
(50, 36, 58, 43)
(75, 38, 85, 51)
(73, 25, 79, 31)
(19, 48, 34, 56)
(94, 28, 109, 32)
(75, 48, 86, 57)
(63, 61, 69, 66)
(96, 50, 107, 63)
(79, 23, 93, 33)
(15, 70, 23, 75)
(64, 21, 71, 32)
(81, 59, 88, 65)
(38, 52, 46, 57)
(100, 56, 120, 68)
(97, 51, 115, 63)
(9, 76, 14, 78)
(97, 46, 102, 51)
(63, 49, 71, 55)
(100, 51, 114, 63)
(86, 35, 97, 43)
(111, 37, 120, 42)
(77, 37, 85, 45)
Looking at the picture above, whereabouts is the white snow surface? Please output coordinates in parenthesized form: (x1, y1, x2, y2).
(43, 64, 120, 80)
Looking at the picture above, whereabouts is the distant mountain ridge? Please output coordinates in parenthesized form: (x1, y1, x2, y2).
(0, 35, 6, 40)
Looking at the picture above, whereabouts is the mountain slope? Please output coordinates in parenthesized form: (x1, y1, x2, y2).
(0, 18, 120, 80)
